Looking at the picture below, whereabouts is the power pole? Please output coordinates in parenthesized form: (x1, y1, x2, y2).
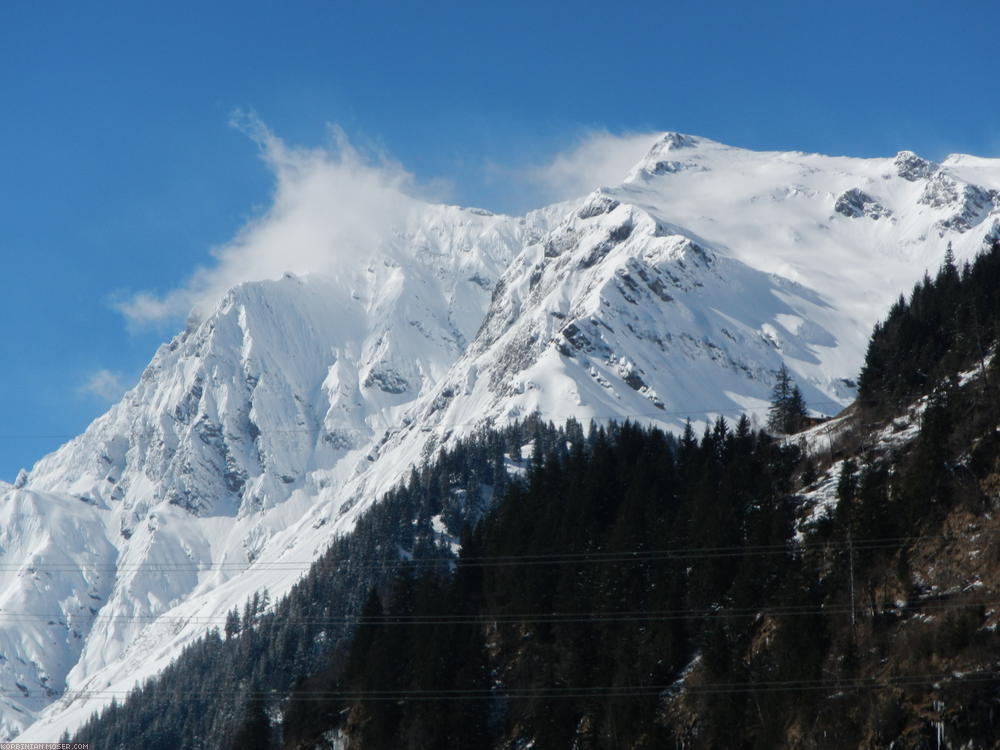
(848, 528, 856, 629)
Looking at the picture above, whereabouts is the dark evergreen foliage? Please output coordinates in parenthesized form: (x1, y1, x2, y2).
(285, 421, 801, 749)
(767, 363, 808, 434)
(859, 239, 1000, 412)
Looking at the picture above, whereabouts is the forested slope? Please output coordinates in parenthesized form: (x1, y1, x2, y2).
(283, 241, 1000, 749)
(284, 419, 801, 749)
(73, 241, 1000, 749)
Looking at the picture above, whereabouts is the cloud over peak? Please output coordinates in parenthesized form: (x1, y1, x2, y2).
(514, 129, 661, 205)
(115, 119, 660, 326)
(116, 115, 427, 325)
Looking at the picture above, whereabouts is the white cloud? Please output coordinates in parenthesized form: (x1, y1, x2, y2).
(115, 118, 661, 325)
(510, 129, 661, 205)
(80, 370, 129, 402)
(117, 114, 428, 325)
(116, 291, 176, 324)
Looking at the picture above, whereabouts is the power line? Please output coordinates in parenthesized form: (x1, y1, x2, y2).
(19, 671, 1000, 702)
(0, 398, 851, 442)
(1, 529, 994, 573)
(3, 594, 993, 628)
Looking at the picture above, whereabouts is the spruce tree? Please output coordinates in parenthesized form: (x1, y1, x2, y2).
(768, 364, 808, 434)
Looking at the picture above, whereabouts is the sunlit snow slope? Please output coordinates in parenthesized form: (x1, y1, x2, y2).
(12, 134, 1000, 740)
(398, 135, 1000, 445)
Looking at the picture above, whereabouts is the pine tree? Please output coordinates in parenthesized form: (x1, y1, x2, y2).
(939, 241, 957, 284)
(768, 364, 808, 434)
(787, 384, 807, 431)
(224, 608, 240, 640)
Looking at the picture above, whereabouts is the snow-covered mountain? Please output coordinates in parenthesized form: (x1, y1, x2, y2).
(9, 134, 1000, 739)
(397, 136, 1000, 443)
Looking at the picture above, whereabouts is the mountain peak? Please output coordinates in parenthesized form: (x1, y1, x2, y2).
(623, 132, 715, 183)
(894, 149, 938, 181)
(656, 131, 699, 150)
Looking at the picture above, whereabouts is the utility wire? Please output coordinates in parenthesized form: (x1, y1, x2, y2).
(18, 671, 1000, 702)
(2, 529, 996, 572)
(3, 594, 994, 627)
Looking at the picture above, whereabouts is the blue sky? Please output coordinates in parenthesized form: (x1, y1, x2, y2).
(1, 0, 998, 479)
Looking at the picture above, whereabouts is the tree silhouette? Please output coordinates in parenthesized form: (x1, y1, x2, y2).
(767, 364, 808, 434)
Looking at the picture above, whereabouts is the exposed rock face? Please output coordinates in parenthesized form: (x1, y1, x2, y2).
(834, 188, 893, 220)
(362, 366, 410, 394)
(920, 172, 998, 233)
(577, 194, 620, 220)
(895, 150, 938, 181)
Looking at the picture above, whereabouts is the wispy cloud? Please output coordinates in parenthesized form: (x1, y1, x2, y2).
(79, 369, 129, 402)
(115, 118, 661, 326)
(116, 113, 429, 325)
(495, 129, 660, 207)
